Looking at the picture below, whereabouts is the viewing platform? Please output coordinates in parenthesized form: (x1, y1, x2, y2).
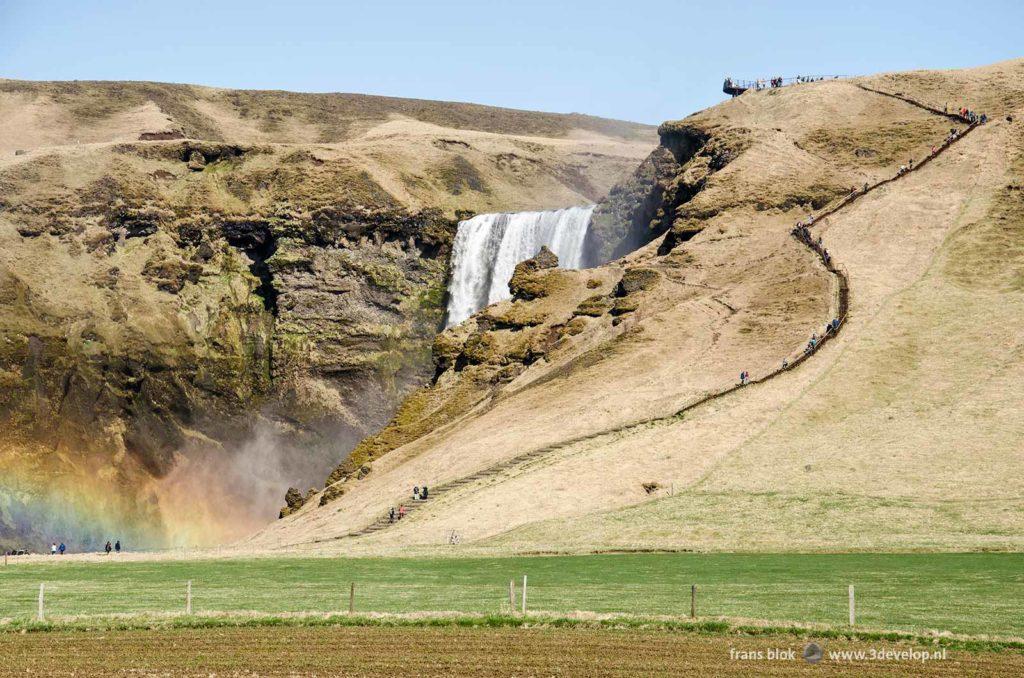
(723, 75, 849, 97)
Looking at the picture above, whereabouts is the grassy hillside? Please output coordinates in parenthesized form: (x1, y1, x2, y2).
(255, 59, 1024, 554)
(0, 79, 653, 146)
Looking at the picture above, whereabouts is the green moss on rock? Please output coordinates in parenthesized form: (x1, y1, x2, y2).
(611, 297, 640, 315)
(574, 295, 612, 317)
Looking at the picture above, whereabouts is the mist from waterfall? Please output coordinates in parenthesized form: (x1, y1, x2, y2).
(445, 206, 594, 327)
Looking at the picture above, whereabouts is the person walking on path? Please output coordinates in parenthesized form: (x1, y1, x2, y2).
(114, 540, 121, 554)
(104, 541, 112, 555)
(421, 486, 429, 500)
(58, 543, 66, 555)
(413, 486, 420, 500)
(50, 542, 57, 556)
(389, 507, 396, 524)
(398, 505, 407, 520)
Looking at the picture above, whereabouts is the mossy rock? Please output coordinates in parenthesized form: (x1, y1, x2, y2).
(504, 328, 551, 364)
(509, 246, 559, 300)
(432, 330, 468, 373)
(481, 303, 546, 329)
(318, 483, 346, 507)
(565, 317, 589, 336)
(278, 486, 306, 518)
(574, 294, 612, 317)
(141, 253, 203, 294)
(462, 331, 504, 365)
(610, 297, 640, 315)
(268, 243, 314, 273)
(616, 268, 660, 296)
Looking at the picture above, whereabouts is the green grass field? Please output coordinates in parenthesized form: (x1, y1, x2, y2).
(1, 553, 1021, 637)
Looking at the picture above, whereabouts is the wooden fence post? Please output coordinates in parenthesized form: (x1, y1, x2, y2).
(349, 582, 355, 614)
(508, 579, 515, 611)
(691, 584, 696, 619)
(521, 575, 527, 615)
(186, 580, 192, 615)
(848, 584, 855, 626)
(37, 583, 44, 621)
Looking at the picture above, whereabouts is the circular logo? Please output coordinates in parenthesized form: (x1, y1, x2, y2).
(803, 642, 823, 664)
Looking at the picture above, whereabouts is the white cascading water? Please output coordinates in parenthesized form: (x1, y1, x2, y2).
(445, 205, 594, 327)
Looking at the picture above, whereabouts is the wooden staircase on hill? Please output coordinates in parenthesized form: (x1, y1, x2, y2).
(325, 86, 983, 544)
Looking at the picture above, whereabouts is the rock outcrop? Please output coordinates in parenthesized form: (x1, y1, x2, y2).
(508, 246, 559, 300)
(0, 79, 657, 549)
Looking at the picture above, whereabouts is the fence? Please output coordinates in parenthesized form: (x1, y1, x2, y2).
(0, 575, 1015, 638)
(724, 75, 850, 93)
(0, 578, 896, 628)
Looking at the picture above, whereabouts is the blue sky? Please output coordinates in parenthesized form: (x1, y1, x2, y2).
(1, 0, 1021, 124)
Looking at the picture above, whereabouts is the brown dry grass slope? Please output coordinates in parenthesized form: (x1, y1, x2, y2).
(0, 79, 655, 215)
(248, 59, 1024, 556)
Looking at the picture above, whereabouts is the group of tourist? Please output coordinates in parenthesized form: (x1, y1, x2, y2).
(37, 539, 122, 556)
(755, 75, 830, 90)
(387, 485, 431, 524)
(752, 76, 786, 90)
(791, 220, 814, 244)
(789, 219, 841, 360)
(803, 318, 841, 356)
(792, 221, 832, 267)
(946, 105, 987, 124)
(724, 74, 838, 94)
(781, 94, 983, 371)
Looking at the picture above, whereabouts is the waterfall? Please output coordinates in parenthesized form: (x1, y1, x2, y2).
(445, 205, 594, 327)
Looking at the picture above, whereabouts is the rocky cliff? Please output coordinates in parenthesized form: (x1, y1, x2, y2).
(0, 80, 656, 549)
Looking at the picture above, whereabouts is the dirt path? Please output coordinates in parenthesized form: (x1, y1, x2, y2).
(0, 625, 1019, 676)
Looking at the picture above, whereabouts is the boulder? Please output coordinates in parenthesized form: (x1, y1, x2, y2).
(610, 297, 640, 316)
(318, 483, 346, 507)
(186, 149, 206, 171)
(278, 486, 306, 518)
(574, 295, 612, 317)
(615, 268, 660, 297)
(509, 246, 559, 300)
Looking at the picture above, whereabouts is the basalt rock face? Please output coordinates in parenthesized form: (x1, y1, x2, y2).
(0, 141, 455, 548)
(584, 123, 747, 264)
